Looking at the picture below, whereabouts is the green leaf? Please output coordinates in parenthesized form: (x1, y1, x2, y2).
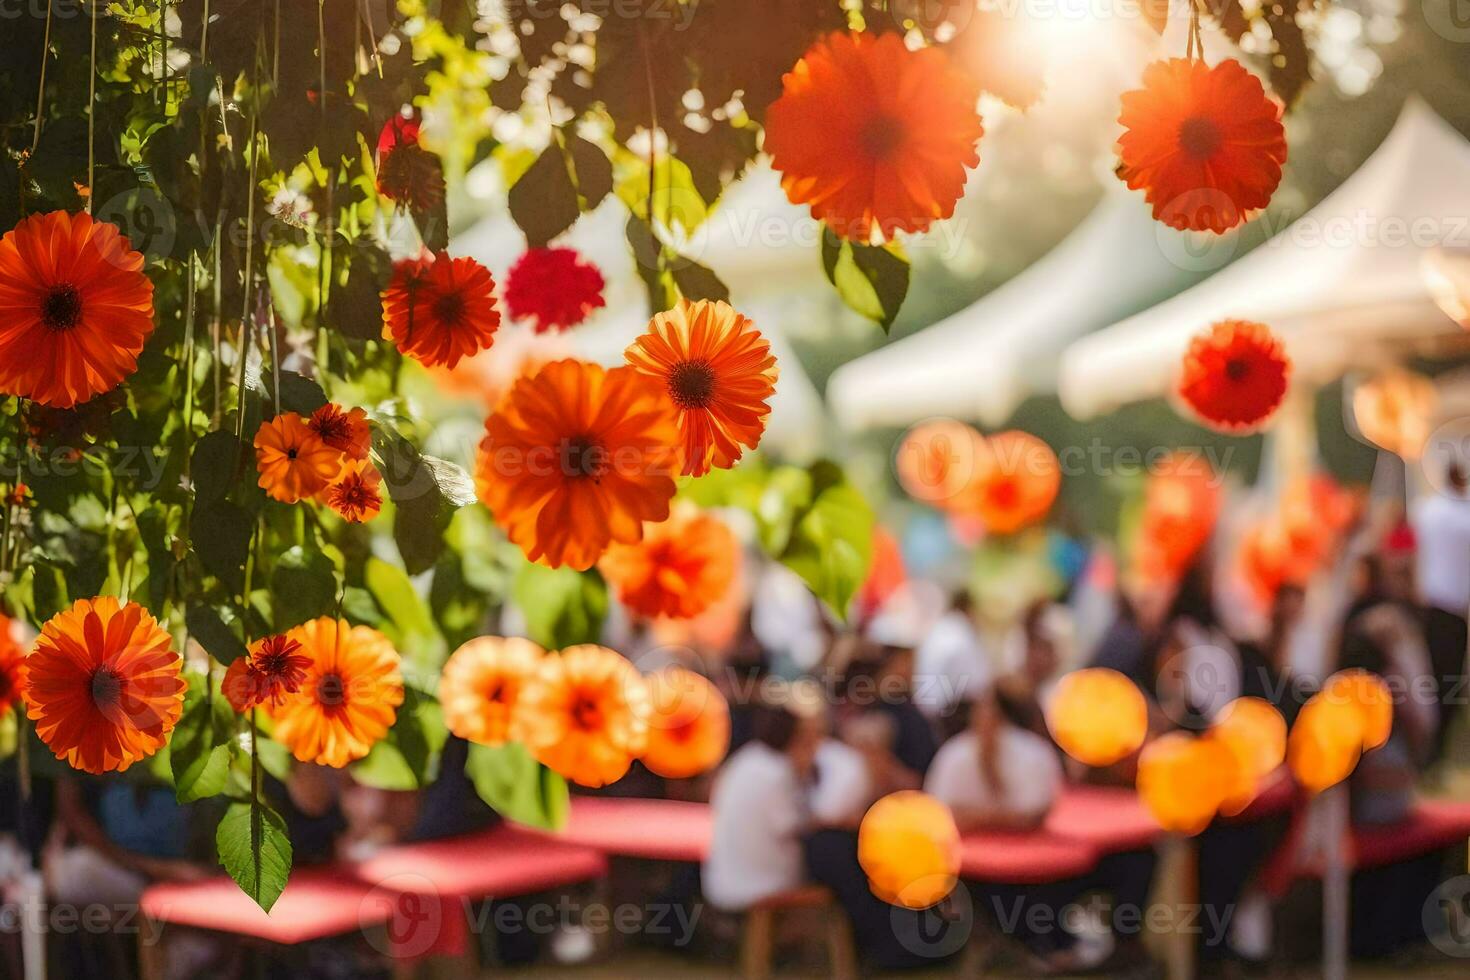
(465, 741, 570, 830)
(171, 678, 235, 803)
(217, 801, 293, 913)
(512, 562, 608, 650)
(255, 371, 328, 417)
(191, 431, 249, 506)
(270, 546, 339, 630)
(671, 257, 730, 304)
(191, 500, 253, 594)
(507, 135, 612, 248)
(373, 426, 476, 574)
(820, 228, 910, 332)
(776, 461, 875, 621)
(365, 557, 445, 668)
(186, 604, 250, 666)
(626, 215, 677, 313)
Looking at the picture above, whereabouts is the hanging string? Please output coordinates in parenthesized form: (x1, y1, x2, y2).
(87, 0, 97, 213)
(30, 0, 54, 159)
(1186, 2, 1204, 63)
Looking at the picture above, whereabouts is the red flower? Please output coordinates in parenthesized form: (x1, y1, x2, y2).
(381, 253, 501, 369)
(1177, 320, 1291, 432)
(503, 248, 607, 333)
(223, 635, 313, 712)
(375, 116, 445, 216)
(1117, 58, 1287, 234)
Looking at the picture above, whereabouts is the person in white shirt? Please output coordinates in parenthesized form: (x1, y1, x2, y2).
(924, 691, 1062, 832)
(913, 592, 993, 718)
(703, 704, 818, 911)
(1410, 463, 1470, 752)
(808, 738, 875, 828)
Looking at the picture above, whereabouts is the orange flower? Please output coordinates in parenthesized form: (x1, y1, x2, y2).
(439, 636, 545, 746)
(324, 458, 384, 523)
(307, 403, 371, 461)
(254, 413, 341, 503)
(381, 253, 500, 369)
(1177, 319, 1290, 432)
(639, 667, 731, 779)
(623, 299, 778, 477)
(222, 634, 313, 712)
(858, 791, 961, 909)
(267, 618, 405, 768)
(764, 31, 984, 241)
(23, 598, 184, 774)
(1133, 454, 1221, 583)
(955, 430, 1060, 535)
(1117, 58, 1287, 234)
(600, 507, 738, 620)
(896, 419, 986, 511)
(0, 616, 26, 715)
(0, 211, 156, 409)
(513, 644, 650, 788)
(1046, 668, 1148, 767)
(1352, 369, 1437, 460)
(475, 359, 681, 570)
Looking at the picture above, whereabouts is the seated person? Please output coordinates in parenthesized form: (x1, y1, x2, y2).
(924, 691, 1061, 832)
(703, 702, 818, 911)
(836, 642, 938, 797)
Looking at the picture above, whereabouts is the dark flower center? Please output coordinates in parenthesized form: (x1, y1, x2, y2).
(333, 476, 376, 514)
(313, 414, 349, 444)
(317, 671, 347, 708)
(433, 291, 466, 326)
(42, 284, 83, 331)
(571, 696, 603, 732)
(91, 667, 123, 708)
(1178, 117, 1223, 160)
(859, 115, 906, 161)
(561, 436, 609, 480)
(286, 447, 300, 460)
(1224, 357, 1251, 382)
(668, 360, 717, 409)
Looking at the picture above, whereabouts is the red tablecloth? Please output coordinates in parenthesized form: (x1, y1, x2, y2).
(1045, 785, 1162, 853)
(1350, 798, 1470, 870)
(349, 825, 608, 958)
(521, 797, 712, 862)
(140, 867, 396, 946)
(958, 830, 1100, 884)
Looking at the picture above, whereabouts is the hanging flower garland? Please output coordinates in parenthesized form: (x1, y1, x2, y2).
(503, 247, 607, 333)
(1177, 319, 1291, 432)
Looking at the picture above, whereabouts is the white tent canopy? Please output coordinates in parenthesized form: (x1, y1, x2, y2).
(1059, 99, 1470, 420)
(825, 188, 1215, 431)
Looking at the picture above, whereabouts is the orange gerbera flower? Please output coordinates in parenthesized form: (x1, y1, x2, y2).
(639, 667, 731, 779)
(381, 253, 500, 369)
(0, 211, 156, 408)
(955, 430, 1060, 535)
(896, 419, 986, 511)
(475, 359, 681, 570)
(254, 413, 341, 503)
(599, 507, 738, 620)
(1117, 58, 1288, 234)
(23, 598, 185, 774)
(222, 634, 313, 712)
(307, 403, 371, 461)
(763, 31, 984, 241)
(324, 457, 384, 523)
(1178, 320, 1291, 432)
(0, 616, 27, 715)
(513, 644, 650, 788)
(439, 636, 545, 746)
(267, 618, 405, 768)
(623, 299, 778, 477)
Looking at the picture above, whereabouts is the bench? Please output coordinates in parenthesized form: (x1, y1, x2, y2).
(137, 826, 609, 978)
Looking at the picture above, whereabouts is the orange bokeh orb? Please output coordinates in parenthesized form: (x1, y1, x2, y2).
(857, 791, 961, 910)
(1045, 668, 1149, 767)
(1137, 732, 1234, 835)
(1209, 697, 1287, 814)
(1321, 669, 1393, 751)
(1288, 692, 1366, 794)
(639, 668, 732, 780)
(896, 419, 986, 511)
(957, 430, 1061, 535)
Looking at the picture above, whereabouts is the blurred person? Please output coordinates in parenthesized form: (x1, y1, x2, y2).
(702, 701, 819, 910)
(836, 642, 938, 795)
(912, 591, 992, 718)
(1410, 461, 1470, 749)
(996, 601, 1071, 741)
(924, 691, 1060, 832)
